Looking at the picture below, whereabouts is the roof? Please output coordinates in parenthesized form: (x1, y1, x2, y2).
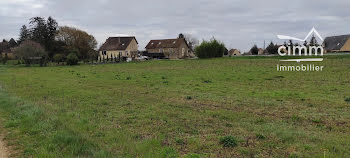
(323, 35, 350, 51)
(99, 37, 138, 51)
(229, 49, 238, 52)
(145, 38, 189, 49)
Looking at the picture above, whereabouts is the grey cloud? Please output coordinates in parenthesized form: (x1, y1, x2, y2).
(1, 0, 350, 51)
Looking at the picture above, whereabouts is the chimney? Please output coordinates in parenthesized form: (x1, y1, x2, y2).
(178, 33, 184, 39)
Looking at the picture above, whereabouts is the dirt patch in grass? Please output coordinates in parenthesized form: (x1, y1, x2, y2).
(0, 135, 9, 158)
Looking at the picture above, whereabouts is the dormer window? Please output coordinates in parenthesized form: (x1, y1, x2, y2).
(151, 42, 154, 45)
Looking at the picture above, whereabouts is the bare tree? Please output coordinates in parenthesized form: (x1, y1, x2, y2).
(183, 34, 199, 51)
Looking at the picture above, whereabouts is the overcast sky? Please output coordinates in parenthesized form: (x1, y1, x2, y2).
(1, 0, 350, 51)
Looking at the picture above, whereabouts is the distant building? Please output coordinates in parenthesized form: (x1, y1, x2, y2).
(228, 49, 241, 56)
(1, 49, 15, 59)
(0, 42, 15, 59)
(145, 35, 190, 59)
(323, 35, 350, 53)
(245, 48, 265, 55)
(99, 37, 138, 60)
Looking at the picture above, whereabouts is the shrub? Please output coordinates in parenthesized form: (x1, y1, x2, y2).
(53, 54, 65, 64)
(219, 136, 237, 147)
(13, 40, 48, 66)
(66, 53, 79, 65)
(195, 38, 226, 58)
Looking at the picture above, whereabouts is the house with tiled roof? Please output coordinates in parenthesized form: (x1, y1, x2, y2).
(145, 35, 190, 59)
(323, 35, 350, 53)
(98, 36, 138, 60)
(0, 41, 15, 59)
(228, 49, 241, 56)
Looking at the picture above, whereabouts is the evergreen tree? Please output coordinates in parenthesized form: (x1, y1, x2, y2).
(27, 16, 58, 59)
(309, 35, 318, 46)
(29, 17, 47, 44)
(8, 38, 18, 48)
(46, 17, 58, 41)
(266, 41, 278, 54)
(18, 25, 30, 44)
(250, 45, 259, 55)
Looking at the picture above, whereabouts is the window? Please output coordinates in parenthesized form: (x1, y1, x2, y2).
(126, 51, 129, 56)
(102, 51, 107, 55)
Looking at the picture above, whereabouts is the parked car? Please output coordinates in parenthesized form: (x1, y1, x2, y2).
(136, 56, 149, 61)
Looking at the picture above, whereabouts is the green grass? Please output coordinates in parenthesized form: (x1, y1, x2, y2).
(0, 56, 350, 157)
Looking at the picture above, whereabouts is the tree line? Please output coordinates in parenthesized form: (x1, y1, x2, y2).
(0, 16, 98, 66)
(249, 35, 321, 55)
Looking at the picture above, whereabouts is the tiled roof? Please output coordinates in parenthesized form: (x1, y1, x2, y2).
(323, 35, 350, 51)
(145, 38, 188, 49)
(99, 37, 137, 51)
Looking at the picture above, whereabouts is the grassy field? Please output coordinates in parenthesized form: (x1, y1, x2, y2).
(0, 56, 350, 157)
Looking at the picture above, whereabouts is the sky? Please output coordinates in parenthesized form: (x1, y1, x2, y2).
(1, 0, 350, 51)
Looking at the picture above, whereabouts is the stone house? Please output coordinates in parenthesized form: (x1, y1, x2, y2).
(258, 48, 264, 55)
(323, 35, 350, 53)
(145, 36, 190, 59)
(98, 37, 138, 60)
(228, 49, 241, 56)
